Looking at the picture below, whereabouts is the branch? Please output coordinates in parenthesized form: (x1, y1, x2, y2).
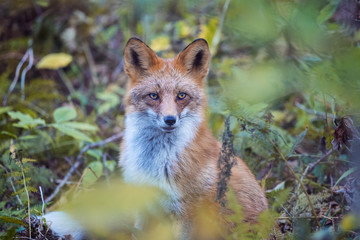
(2, 49, 29, 106)
(45, 132, 123, 203)
(297, 149, 334, 193)
(308, 149, 334, 172)
(20, 47, 34, 100)
(295, 102, 335, 120)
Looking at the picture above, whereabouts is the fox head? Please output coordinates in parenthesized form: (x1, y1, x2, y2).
(123, 38, 210, 134)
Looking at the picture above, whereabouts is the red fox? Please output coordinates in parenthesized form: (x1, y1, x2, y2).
(120, 38, 268, 238)
(44, 38, 267, 239)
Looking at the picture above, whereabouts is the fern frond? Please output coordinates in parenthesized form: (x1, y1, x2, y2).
(15, 177, 31, 184)
(9, 171, 22, 177)
(22, 158, 37, 163)
(11, 187, 25, 196)
(27, 186, 38, 193)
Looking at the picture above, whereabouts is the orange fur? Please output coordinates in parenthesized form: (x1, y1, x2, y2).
(121, 38, 268, 239)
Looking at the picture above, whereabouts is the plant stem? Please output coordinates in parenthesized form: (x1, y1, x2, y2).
(20, 164, 31, 238)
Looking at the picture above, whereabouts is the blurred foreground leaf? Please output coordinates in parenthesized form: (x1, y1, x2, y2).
(61, 181, 165, 238)
(340, 214, 359, 232)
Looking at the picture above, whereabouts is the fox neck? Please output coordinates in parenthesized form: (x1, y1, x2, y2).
(120, 111, 203, 198)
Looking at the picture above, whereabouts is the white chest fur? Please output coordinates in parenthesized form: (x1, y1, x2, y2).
(120, 111, 201, 202)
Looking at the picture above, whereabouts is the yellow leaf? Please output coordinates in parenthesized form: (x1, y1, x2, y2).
(340, 214, 358, 231)
(150, 36, 171, 52)
(176, 21, 192, 38)
(198, 17, 219, 46)
(37, 53, 73, 70)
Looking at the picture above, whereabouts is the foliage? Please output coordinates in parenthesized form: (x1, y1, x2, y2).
(0, 0, 360, 239)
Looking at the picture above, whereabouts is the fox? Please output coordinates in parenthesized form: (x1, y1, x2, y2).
(119, 38, 268, 238)
(43, 38, 268, 240)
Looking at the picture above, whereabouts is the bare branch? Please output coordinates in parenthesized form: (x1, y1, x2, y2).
(21, 47, 34, 100)
(308, 149, 334, 173)
(295, 102, 335, 120)
(2, 49, 29, 106)
(45, 132, 123, 203)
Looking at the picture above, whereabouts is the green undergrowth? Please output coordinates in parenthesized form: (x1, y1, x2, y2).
(1, 0, 360, 239)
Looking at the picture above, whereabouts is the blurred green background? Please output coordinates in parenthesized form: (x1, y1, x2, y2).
(0, 0, 360, 239)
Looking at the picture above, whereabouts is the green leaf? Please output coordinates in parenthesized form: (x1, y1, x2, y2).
(317, 3, 338, 24)
(8, 111, 45, 129)
(96, 91, 120, 114)
(0, 216, 27, 226)
(0, 106, 12, 115)
(27, 186, 38, 193)
(37, 53, 73, 70)
(8, 111, 34, 121)
(53, 106, 77, 123)
(61, 122, 98, 131)
(334, 168, 355, 187)
(11, 187, 25, 196)
(36, 0, 49, 7)
(87, 149, 102, 161)
(287, 127, 308, 157)
(105, 161, 116, 172)
(2, 227, 16, 240)
(52, 123, 93, 142)
(0, 131, 17, 139)
(19, 135, 39, 140)
(82, 161, 102, 187)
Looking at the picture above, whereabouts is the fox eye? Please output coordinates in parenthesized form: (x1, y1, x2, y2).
(177, 92, 187, 100)
(149, 93, 159, 100)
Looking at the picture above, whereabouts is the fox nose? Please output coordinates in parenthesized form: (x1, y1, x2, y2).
(164, 115, 176, 126)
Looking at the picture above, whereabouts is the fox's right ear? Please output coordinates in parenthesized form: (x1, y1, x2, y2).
(175, 39, 210, 81)
(124, 38, 160, 80)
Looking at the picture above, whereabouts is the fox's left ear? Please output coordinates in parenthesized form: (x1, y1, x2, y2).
(175, 39, 210, 81)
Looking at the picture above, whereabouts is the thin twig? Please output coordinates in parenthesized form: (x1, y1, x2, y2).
(297, 149, 334, 192)
(20, 164, 31, 238)
(73, 166, 100, 194)
(88, 166, 99, 179)
(64, 156, 81, 176)
(295, 102, 335, 120)
(83, 42, 99, 85)
(45, 132, 123, 203)
(58, 69, 75, 95)
(268, 137, 321, 228)
(39, 186, 45, 218)
(74, 167, 90, 193)
(308, 149, 334, 172)
(2, 50, 29, 106)
(21, 47, 34, 100)
(277, 216, 338, 220)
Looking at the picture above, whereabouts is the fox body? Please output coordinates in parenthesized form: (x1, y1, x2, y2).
(44, 38, 267, 240)
(120, 38, 268, 237)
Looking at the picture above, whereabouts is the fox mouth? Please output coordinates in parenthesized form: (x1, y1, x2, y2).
(161, 126, 176, 133)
